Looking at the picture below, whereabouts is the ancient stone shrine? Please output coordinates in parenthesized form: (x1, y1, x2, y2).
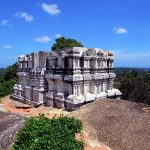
(11, 47, 122, 110)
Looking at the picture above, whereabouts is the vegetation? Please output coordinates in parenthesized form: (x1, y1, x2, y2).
(0, 63, 18, 98)
(115, 67, 150, 78)
(0, 68, 6, 75)
(12, 114, 84, 150)
(52, 36, 83, 51)
(117, 70, 150, 105)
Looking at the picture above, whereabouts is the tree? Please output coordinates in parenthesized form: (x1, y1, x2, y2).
(118, 70, 150, 105)
(0, 63, 18, 98)
(3, 63, 18, 81)
(51, 37, 83, 51)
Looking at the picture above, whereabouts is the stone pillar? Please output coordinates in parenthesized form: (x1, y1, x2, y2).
(83, 83, 89, 95)
(19, 62, 22, 68)
(104, 60, 107, 68)
(108, 79, 114, 90)
(83, 57, 90, 74)
(73, 85, 81, 96)
(103, 81, 107, 92)
(32, 52, 39, 70)
(95, 84, 98, 94)
(39, 51, 48, 68)
(68, 57, 73, 68)
(73, 56, 81, 75)
(27, 55, 32, 68)
(19, 90, 22, 96)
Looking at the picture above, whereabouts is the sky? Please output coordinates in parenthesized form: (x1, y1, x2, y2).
(0, 0, 150, 68)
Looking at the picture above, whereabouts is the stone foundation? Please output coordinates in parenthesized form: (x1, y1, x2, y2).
(66, 102, 83, 111)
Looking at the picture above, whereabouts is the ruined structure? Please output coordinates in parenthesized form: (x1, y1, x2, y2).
(11, 47, 122, 110)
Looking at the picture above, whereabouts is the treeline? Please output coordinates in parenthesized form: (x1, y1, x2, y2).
(115, 67, 150, 77)
(117, 70, 150, 105)
(0, 63, 18, 98)
(0, 68, 6, 75)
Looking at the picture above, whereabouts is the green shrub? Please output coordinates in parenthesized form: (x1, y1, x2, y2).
(12, 114, 84, 150)
(118, 70, 150, 105)
(0, 78, 18, 98)
(0, 63, 18, 98)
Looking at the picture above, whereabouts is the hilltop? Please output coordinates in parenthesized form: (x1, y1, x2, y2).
(1, 96, 150, 149)
(70, 98, 150, 150)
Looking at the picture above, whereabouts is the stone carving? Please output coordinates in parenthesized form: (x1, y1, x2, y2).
(11, 47, 122, 110)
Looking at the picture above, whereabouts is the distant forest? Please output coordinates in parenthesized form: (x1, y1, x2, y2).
(115, 68, 150, 105)
(115, 67, 150, 77)
(0, 64, 150, 105)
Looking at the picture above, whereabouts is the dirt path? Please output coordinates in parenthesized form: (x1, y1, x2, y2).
(1, 96, 69, 118)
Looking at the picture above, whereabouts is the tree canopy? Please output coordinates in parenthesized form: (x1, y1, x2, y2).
(117, 70, 150, 105)
(0, 63, 18, 98)
(51, 37, 83, 51)
(3, 63, 18, 81)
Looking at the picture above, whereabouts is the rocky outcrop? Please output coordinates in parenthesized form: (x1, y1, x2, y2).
(0, 112, 25, 149)
(70, 99, 150, 150)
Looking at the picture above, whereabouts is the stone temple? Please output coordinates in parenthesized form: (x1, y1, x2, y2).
(11, 47, 122, 110)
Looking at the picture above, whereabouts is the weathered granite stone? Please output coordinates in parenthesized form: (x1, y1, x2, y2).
(11, 47, 122, 110)
(0, 104, 7, 112)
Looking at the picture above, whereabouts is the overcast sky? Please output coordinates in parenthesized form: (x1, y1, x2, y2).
(0, 0, 150, 68)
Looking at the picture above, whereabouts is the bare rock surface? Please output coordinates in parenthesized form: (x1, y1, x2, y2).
(14, 102, 33, 109)
(2, 96, 150, 150)
(0, 104, 8, 112)
(70, 99, 150, 150)
(0, 112, 25, 149)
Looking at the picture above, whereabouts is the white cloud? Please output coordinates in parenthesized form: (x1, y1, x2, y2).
(3, 45, 12, 49)
(15, 12, 34, 22)
(55, 34, 62, 38)
(113, 27, 128, 34)
(1, 19, 12, 27)
(41, 3, 61, 15)
(34, 36, 52, 43)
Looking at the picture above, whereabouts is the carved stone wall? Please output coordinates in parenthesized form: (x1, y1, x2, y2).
(11, 47, 122, 110)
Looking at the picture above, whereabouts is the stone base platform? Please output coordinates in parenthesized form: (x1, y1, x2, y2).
(10, 94, 42, 107)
